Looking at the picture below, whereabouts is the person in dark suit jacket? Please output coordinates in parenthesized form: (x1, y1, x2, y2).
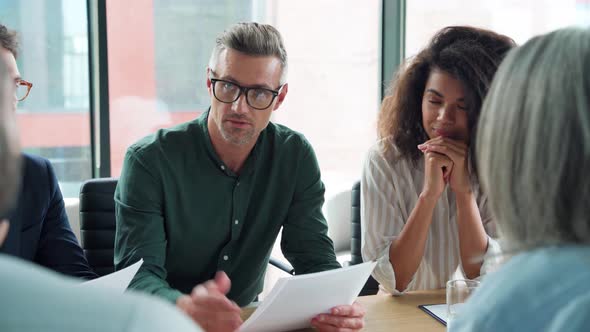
(1, 153, 97, 279)
(0, 47, 203, 332)
(0, 24, 97, 279)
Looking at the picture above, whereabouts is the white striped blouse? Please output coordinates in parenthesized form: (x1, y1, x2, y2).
(361, 140, 499, 294)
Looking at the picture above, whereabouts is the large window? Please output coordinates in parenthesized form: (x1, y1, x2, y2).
(271, 0, 380, 195)
(7, 1, 588, 198)
(0, 0, 92, 197)
(106, 0, 260, 176)
(106, 0, 381, 195)
(406, 0, 590, 57)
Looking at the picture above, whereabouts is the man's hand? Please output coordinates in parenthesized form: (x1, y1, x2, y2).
(176, 271, 243, 332)
(311, 301, 365, 332)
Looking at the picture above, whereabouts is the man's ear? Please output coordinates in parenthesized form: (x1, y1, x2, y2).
(0, 219, 9, 247)
(273, 83, 288, 111)
(206, 67, 213, 95)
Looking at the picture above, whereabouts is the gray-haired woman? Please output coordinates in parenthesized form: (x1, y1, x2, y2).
(450, 27, 590, 331)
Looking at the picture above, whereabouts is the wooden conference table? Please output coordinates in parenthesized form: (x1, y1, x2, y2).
(241, 289, 446, 332)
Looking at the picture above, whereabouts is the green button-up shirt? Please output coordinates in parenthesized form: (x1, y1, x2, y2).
(114, 110, 340, 306)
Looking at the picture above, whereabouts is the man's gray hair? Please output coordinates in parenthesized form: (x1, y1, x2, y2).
(476, 27, 590, 251)
(0, 55, 21, 214)
(208, 22, 288, 85)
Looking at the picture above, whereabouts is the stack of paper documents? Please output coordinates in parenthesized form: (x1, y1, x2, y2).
(239, 261, 377, 332)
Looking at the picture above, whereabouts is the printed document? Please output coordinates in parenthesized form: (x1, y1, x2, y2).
(239, 261, 377, 332)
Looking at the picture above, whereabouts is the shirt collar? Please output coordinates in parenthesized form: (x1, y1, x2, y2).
(199, 107, 265, 177)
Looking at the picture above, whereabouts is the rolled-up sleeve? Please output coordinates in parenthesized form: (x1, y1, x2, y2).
(480, 237, 502, 276)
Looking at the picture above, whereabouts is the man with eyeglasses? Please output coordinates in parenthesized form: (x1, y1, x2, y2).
(0, 23, 97, 280)
(115, 22, 366, 332)
(0, 45, 204, 331)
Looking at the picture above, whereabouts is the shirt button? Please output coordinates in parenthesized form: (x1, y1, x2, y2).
(223, 255, 229, 261)
(235, 219, 239, 225)
(220, 165, 225, 170)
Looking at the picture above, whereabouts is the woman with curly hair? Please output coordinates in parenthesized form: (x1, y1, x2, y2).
(361, 26, 515, 293)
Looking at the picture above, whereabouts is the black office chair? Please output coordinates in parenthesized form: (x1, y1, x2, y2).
(350, 181, 380, 296)
(79, 178, 294, 277)
(79, 178, 118, 277)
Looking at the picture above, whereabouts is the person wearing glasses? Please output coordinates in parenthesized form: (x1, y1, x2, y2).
(0, 23, 97, 280)
(0, 48, 203, 332)
(115, 22, 365, 332)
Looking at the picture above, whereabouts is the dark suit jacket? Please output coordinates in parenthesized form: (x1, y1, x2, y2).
(0, 154, 97, 279)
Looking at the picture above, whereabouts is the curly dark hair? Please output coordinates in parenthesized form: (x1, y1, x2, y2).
(378, 26, 515, 174)
(0, 23, 18, 58)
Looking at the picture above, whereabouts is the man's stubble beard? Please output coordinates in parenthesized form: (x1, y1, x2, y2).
(220, 123, 255, 146)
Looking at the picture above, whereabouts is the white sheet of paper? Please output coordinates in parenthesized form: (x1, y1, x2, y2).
(81, 259, 143, 293)
(239, 261, 377, 332)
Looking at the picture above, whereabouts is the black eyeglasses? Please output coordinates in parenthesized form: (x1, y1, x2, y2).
(210, 78, 282, 110)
